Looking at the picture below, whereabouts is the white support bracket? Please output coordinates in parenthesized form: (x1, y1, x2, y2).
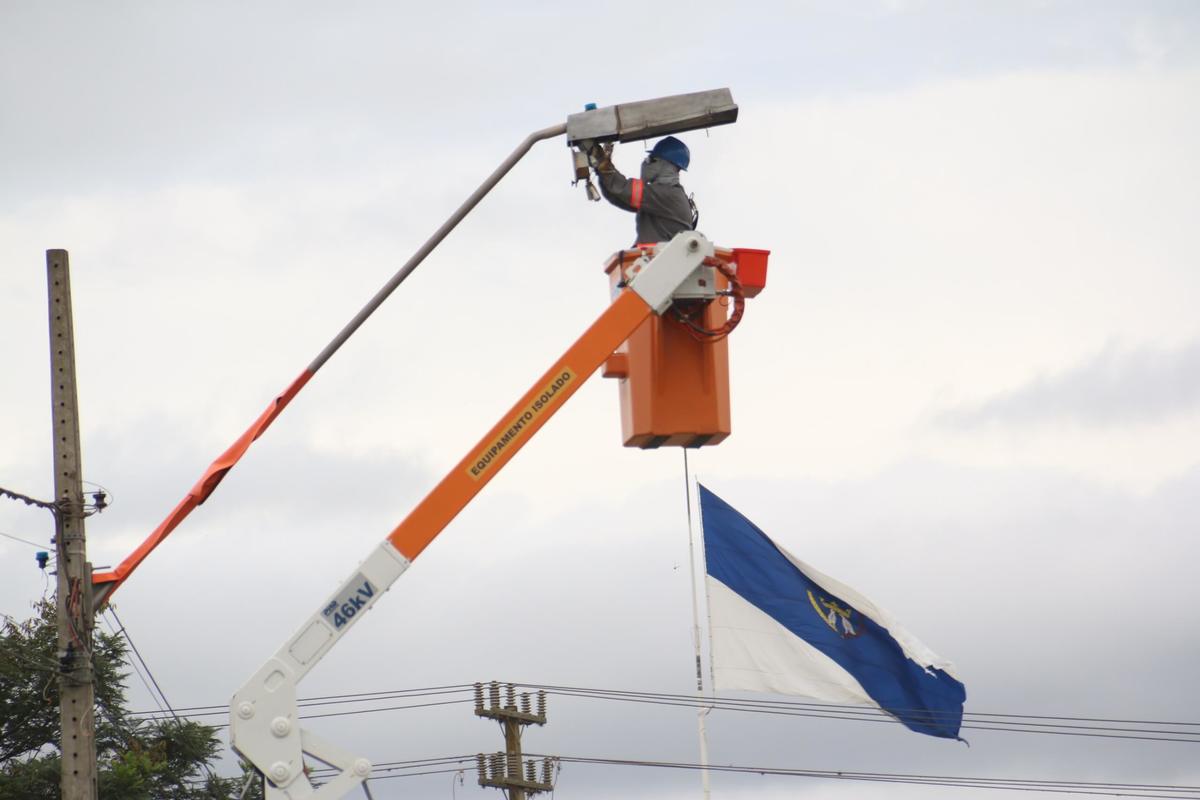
(626, 232, 716, 314)
(259, 727, 372, 800)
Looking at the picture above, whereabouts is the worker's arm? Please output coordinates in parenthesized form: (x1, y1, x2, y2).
(595, 164, 638, 213)
(596, 164, 695, 232)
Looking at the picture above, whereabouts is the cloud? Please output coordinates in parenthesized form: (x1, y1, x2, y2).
(935, 339, 1200, 429)
(81, 422, 431, 568)
(99, 459, 1200, 798)
(5, 6, 1200, 796)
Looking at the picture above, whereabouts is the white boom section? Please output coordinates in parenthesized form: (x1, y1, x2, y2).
(228, 232, 716, 799)
(231, 542, 410, 797)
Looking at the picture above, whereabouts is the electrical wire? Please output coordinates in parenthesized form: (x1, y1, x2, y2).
(106, 606, 178, 719)
(0, 485, 58, 513)
(0, 529, 47, 548)
(136, 687, 480, 727)
(295, 697, 476, 723)
(309, 755, 476, 776)
(300, 683, 477, 703)
(104, 606, 227, 786)
(131, 682, 1200, 745)
(157, 679, 1197, 795)
(668, 256, 745, 342)
(540, 754, 1200, 799)
(164, 699, 479, 731)
(0, 483, 107, 520)
(301, 752, 1200, 798)
(450, 763, 465, 800)
(516, 683, 1200, 744)
(101, 611, 169, 717)
(135, 684, 478, 717)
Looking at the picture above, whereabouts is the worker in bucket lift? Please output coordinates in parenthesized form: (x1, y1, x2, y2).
(590, 135, 699, 245)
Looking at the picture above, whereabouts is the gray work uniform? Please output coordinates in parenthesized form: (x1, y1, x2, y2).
(597, 163, 695, 245)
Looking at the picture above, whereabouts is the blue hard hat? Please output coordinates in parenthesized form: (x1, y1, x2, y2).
(649, 136, 690, 170)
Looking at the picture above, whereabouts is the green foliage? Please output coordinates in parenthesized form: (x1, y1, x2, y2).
(0, 600, 260, 799)
(0, 599, 130, 766)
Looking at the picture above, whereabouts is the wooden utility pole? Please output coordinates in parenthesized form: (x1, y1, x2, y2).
(48, 249, 98, 800)
(475, 682, 554, 799)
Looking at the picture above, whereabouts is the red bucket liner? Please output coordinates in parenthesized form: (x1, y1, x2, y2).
(731, 248, 770, 298)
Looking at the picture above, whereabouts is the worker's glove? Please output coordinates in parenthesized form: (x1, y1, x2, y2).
(588, 142, 615, 173)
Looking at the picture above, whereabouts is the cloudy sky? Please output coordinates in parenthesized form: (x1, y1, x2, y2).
(2, 1, 1199, 797)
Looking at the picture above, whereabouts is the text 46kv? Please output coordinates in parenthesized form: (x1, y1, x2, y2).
(322, 580, 377, 630)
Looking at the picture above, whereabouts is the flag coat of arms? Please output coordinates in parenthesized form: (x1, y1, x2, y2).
(699, 484, 966, 739)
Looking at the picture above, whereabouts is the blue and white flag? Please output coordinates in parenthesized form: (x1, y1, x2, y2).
(699, 484, 966, 739)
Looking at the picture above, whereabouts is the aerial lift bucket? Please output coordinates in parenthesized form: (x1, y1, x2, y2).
(602, 244, 769, 448)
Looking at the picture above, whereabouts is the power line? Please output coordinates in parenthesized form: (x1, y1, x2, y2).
(0, 485, 58, 513)
(301, 683, 478, 703)
(517, 683, 1200, 745)
(177, 698, 480, 731)
(154, 681, 1200, 734)
(0, 529, 47, 549)
(131, 682, 1200, 744)
(522, 683, 1200, 728)
(105, 606, 180, 721)
(301, 752, 1200, 798)
(135, 683, 1200, 732)
(102, 607, 229, 788)
(541, 754, 1200, 798)
(308, 755, 476, 779)
(138, 683, 477, 716)
(142, 681, 1199, 796)
(101, 611, 169, 718)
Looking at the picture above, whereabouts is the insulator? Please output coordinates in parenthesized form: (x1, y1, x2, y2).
(537, 690, 546, 717)
(507, 752, 520, 780)
(525, 760, 536, 783)
(474, 683, 484, 712)
(489, 753, 503, 780)
(541, 758, 553, 785)
(489, 681, 501, 709)
(506, 683, 516, 709)
(475, 754, 486, 782)
(520, 693, 531, 714)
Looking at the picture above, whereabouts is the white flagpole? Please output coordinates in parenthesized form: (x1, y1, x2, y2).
(683, 449, 713, 799)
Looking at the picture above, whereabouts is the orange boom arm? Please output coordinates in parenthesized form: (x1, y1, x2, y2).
(229, 232, 716, 800)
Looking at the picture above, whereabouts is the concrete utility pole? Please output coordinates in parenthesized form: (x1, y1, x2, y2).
(48, 249, 98, 800)
(475, 682, 555, 800)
